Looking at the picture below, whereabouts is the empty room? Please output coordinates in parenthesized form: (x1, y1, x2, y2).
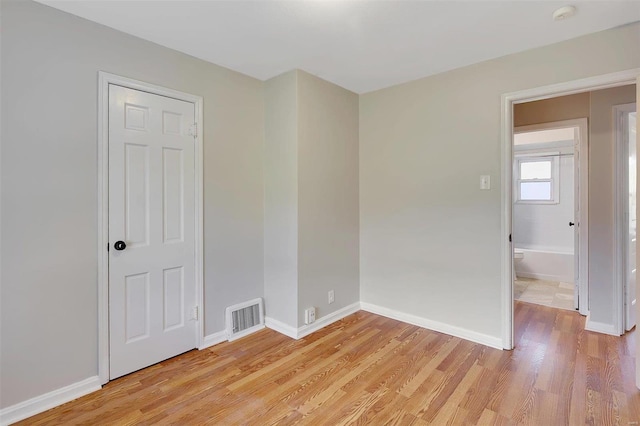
(1, 0, 640, 424)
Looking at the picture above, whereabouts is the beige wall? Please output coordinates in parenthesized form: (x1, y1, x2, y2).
(514, 92, 590, 127)
(359, 23, 640, 342)
(297, 71, 360, 326)
(1, 0, 264, 408)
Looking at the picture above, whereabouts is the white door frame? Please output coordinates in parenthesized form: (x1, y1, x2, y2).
(614, 102, 637, 334)
(501, 68, 640, 350)
(97, 72, 204, 384)
(513, 118, 589, 316)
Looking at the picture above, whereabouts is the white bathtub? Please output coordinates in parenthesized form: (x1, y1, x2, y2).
(514, 248, 574, 283)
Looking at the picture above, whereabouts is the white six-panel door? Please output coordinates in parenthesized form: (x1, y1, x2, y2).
(109, 84, 196, 379)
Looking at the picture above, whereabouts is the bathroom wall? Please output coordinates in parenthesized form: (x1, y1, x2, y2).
(513, 145, 575, 253)
(513, 138, 575, 282)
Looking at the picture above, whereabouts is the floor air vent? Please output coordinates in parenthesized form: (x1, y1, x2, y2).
(225, 298, 265, 341)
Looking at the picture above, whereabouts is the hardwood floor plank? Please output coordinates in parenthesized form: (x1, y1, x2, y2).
(15, 302, 640, 425)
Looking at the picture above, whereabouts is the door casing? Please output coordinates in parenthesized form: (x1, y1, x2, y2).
(614, 102, 638, 334)
(501, 68, 640, 350)
(97, 72, 204, 384)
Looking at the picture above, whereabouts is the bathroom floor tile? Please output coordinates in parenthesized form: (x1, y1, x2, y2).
(514, 277, 575, 311)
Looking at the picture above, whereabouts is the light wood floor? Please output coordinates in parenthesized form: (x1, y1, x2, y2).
(18, 302, 640, 425)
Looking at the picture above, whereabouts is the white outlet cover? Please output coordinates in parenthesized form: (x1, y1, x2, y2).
(305, 307, 316, 324)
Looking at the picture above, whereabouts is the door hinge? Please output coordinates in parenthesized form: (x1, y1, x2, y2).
(509, 234, 512, 242)
(191, 306, 199, 321)
(188, 123, 198, 138)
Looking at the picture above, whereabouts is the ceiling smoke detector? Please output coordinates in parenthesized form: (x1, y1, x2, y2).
(553, 5, 577, 21)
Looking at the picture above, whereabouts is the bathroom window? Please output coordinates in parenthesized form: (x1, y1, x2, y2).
(515, 155, 559, 203)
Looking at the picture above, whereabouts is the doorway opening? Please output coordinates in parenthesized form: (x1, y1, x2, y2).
(512, 120, 587, 314)
(500, 69, 640, 351)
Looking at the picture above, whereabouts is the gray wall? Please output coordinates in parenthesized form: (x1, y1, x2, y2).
(1, 0, 264, 408)
(359, 23, 640, 340)
(297, 71, 360, 326)
(264, 70, 360, 328)
(264, 71, 298, 327)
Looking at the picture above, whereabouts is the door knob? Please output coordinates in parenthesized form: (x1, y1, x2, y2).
(569, 222, 575, 227)
(114, 240, 127, 251)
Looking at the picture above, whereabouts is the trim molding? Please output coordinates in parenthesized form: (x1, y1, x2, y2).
(199, 330, 227, 350)
(97, 71, 205, 383)
(228, 324, 266, 342)
(585, 315, 620, 336)
(361, 302, 503, 350)
(266, 302, 361, 340)
(265, 316, 298, 339)
(0, 376, 101, 426)
(516, 271, 573, 283)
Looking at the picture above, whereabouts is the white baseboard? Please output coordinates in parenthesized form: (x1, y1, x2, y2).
(265, 316, 298, 339)
(585, 315, 620, 336)
(266, 302, 361, 340)
(0, 376, 101, 426)
(360, 302, 503, 350)
(516, 271, 572, 283)
(227, 324, 266, 342)
(199, 330, 228, 349)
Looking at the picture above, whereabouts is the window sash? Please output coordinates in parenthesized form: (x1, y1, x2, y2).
(514, 154, 559, 204)
(517, 179, 553, 201)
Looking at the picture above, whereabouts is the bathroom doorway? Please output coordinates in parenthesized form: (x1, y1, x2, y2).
(512, 118, 587, 314)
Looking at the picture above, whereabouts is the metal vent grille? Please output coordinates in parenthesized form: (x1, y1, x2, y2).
(225, 298, 265, 341)
(232, 303, 260, 334)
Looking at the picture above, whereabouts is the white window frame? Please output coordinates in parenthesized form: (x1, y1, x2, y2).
(514, 152, 560, 204)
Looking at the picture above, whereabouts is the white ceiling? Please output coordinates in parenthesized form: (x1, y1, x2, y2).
(37, 1, 640, 94)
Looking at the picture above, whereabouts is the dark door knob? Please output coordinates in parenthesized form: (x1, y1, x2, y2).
(114, 240, 127, 251)
(569, 222, 575, 227)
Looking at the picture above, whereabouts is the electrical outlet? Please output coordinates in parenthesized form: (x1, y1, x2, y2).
(305, 307, 316, 324)
(328, 290, 335, 304)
